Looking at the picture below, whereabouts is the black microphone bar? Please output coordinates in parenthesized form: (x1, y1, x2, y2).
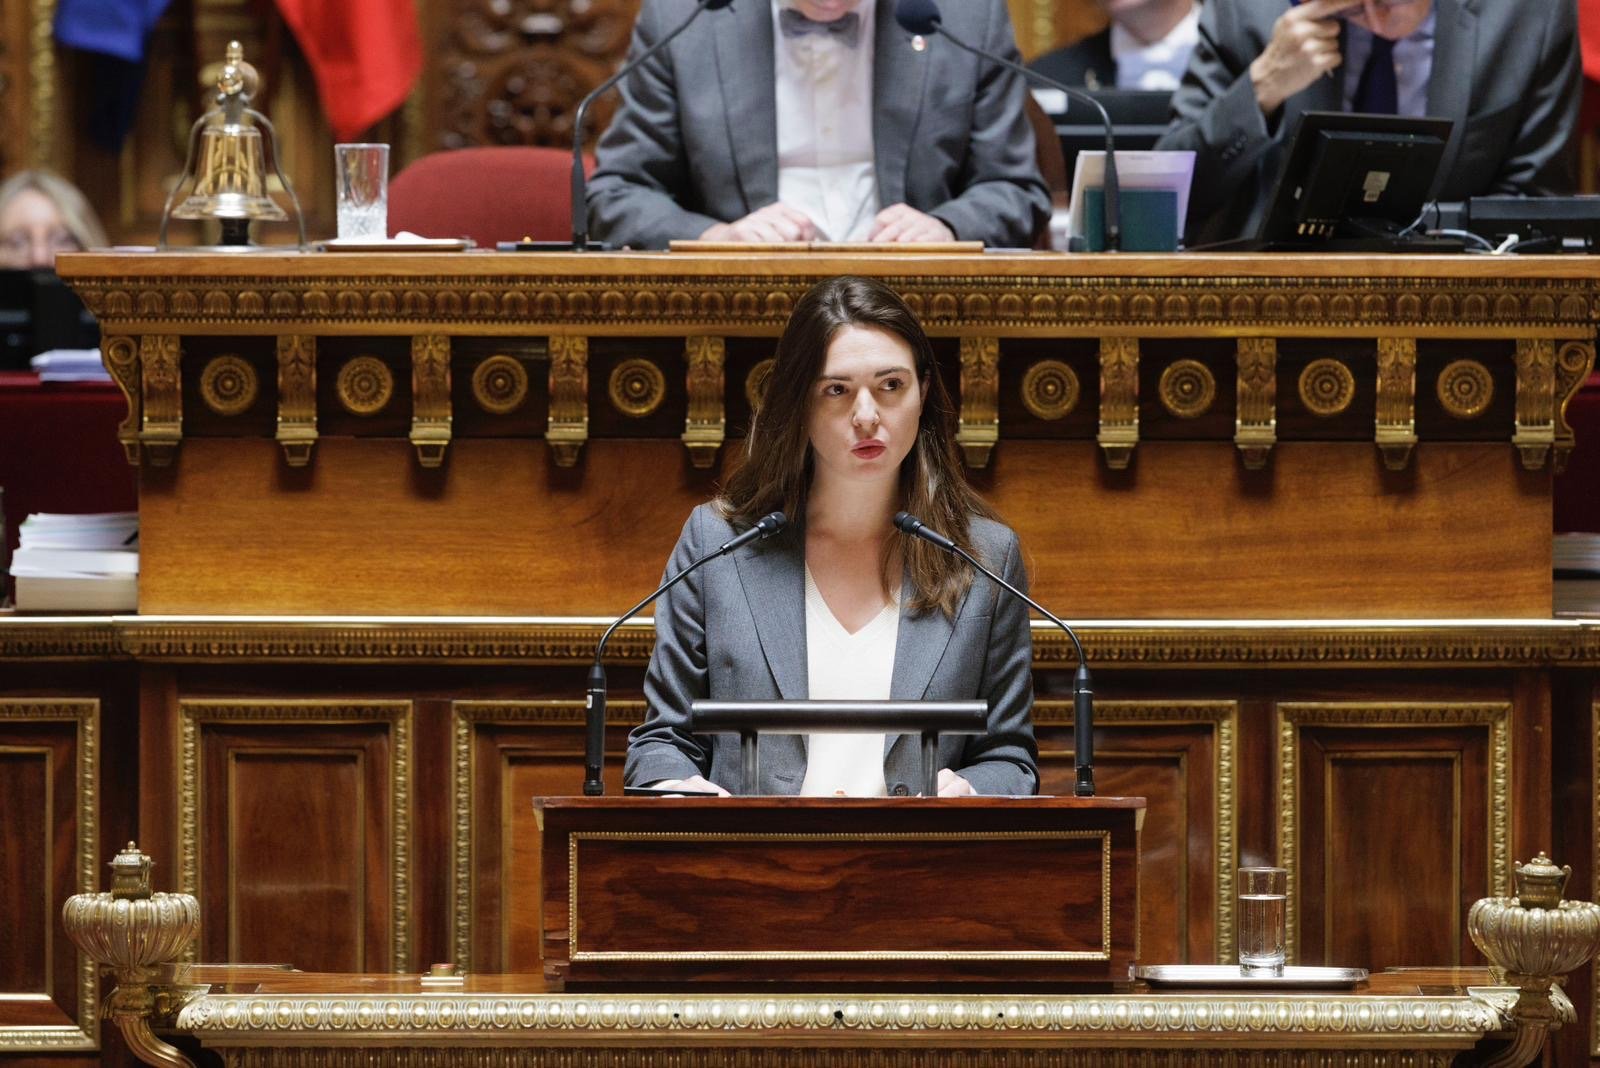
(569, 0, 735, 251)
(893, 510, 1095, 796)
(892, 0, 1121, 252)
(583, 510, 786, 795)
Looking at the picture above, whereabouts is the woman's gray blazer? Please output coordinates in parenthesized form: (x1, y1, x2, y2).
(624, 503, 1039, 796)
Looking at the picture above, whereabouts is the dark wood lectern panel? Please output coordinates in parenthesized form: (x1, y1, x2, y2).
(0, 750, 50, 994)
(575, 835, 1109, 955)
(1286, 708, 1499, 972)
(196, 717, 404, 973)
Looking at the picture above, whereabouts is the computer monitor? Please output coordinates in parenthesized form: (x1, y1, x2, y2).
(1253, 111, 1453, 248)
(1046, 89, 1173, 180)
(0, 269, 100, 371)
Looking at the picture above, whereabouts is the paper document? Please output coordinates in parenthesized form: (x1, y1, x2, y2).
(1066, 150, 1196, 242)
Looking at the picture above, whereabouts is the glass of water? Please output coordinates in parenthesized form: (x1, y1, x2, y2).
(334, 143, 390, 241)
(1237, 865, 1287, 971)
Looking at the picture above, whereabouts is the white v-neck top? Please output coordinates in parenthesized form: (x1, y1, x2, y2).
(800, 565, 897, 797)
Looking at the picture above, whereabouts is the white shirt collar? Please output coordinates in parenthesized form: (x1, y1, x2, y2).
(1109, 3, 1201, 92)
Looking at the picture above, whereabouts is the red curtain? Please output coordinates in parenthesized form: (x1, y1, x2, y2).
(272, 0, 422, 142)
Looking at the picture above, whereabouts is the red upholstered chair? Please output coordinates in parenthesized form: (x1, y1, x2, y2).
(387, 146, 590, 248)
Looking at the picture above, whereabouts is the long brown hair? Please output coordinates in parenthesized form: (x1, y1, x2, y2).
(718, 276, 997, 618)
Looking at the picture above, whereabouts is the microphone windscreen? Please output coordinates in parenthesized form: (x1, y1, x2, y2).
(892, 511, 919, 534)
(893, 0, 941, 36)
(758, 511, 787, 536)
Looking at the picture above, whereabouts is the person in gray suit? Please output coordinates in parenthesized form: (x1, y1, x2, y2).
(586, 0, 1051, 249)
(1156, 0, 1579, 245)
(625, 277, 1038, 797)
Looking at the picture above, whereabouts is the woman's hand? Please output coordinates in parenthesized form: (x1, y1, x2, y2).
(936, 768, 977, 797)
(647, 775, 731, 797)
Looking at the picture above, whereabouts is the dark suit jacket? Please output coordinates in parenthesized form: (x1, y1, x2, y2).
(624, 504, 1039, 796)
(1028, 27, 1117, 90)
(587, 0, 1051, 249)
(1156, 0, 1580, 244)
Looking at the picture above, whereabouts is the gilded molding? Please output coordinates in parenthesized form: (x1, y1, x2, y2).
(189, 1051, 1467, 1068)
(1437, 359, 1493, 420)
(177, 700, 412, 971)
(1234, 338, 1276, 469)
(176, 989, 1506, 1042)
(69, 271, 1600, 335)
(1021, 359, 1080, 421)
(336, 354, 393, 416)
(449, 699, 647, 972)
(1275, 702, 1511, 966)
(28, 0, 55, 166)
(0, 700, 99, 1051)
(410, 335, 452, 467)
(682, 336, 726, 469)
(1159, 359, 1216, 419)
(276, 336, 318, 466)
(1375, 338, 1418, 471)
(1299, 358, 1355, 418)
(1554, 340, 1595, 473)
(101, 334, 142, 464)
(139, 334, 183, 466)
(199, 354, 258, 417)
(746, 357, 775, 414)
(11, 618, 1589, 666)
(606, 358, 663, 418)
(1513, 338, 1556, 471)
(472, 354, 530, 416)
(548, 335, 589, 467)
(957, 336, 1000, 468)
(1037, 700, 1239, 962)
(1098, 337, 1139, 469)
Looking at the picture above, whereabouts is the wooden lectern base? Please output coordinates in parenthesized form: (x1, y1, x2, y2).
(536, 796, 1144, 989)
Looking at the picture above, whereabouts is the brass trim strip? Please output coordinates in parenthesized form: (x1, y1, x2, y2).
(956, 336, 1000, 468)
(0, 700, 98, 1051)
(138, 334, 182, 466)
(1376, 338, 1417, 470)
(448, 699, 648, 972)
(101, 335, 141, 465)
(276, 335, 318, 466)
(1036, 700, 1239, 962)
(568, 830, 1112, 962)
(28, 0, 55, 168)
(1513, 337, 1556, 470)
(1097, 336, 1138, 469)
(178, 700, 412, 971)
(1554, 340, 1595, 472)
(1275, 702, 1511, 966)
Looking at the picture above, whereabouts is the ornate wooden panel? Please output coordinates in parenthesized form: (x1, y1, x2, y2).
(1276, 702, 1511, 970)
(452, 700, 636, 973)
(178, 700, 413, 973)
(0, 699, 98, 1053)
(1037, 700, 1237, 967)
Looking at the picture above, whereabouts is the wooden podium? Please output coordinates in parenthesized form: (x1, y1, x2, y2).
(536, 796, 1144, 988)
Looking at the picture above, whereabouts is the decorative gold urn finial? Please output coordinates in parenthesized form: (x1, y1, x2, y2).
(62, 844, 201, 1068)
(1467, 853, 1600, 1068)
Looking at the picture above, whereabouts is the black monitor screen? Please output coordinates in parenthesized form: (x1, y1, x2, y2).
(1257, 111, 1452, 245)
(0, 269, 100, 371)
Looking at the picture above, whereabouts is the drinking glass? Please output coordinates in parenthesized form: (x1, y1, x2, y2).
(1237, 866, 1287, 970)
(334, 143, 390, 241)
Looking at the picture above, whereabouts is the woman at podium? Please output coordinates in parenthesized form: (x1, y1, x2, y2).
(625, 276, 1038, 797)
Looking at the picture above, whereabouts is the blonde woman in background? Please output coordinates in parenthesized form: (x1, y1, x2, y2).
(0, 170, 109, 269)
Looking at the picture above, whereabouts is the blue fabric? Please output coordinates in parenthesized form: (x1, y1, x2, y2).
(54, 0, 170, 63)
(1351, 34, 1399, 114)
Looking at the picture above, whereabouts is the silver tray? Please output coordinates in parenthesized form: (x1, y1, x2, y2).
(1133, 964, 1369, 988)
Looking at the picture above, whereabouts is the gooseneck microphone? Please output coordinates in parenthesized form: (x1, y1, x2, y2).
(893, 511, 1095, 796)
(584, 511, 787, 794)
(569, 0, 735, 251)
(892, 0, 1122, 252)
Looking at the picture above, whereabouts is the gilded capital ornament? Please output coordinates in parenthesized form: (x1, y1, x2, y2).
(1467, 853, 1600, 1068)
(62, 843, 201, 1068)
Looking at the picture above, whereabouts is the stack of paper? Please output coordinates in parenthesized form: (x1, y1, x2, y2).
(1553, 532, 1600, 617)
(9, 512, 137, 611)
(30, 348, 109, 382)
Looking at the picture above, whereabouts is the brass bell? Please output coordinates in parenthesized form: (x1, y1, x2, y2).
(160, 41, 305, 248)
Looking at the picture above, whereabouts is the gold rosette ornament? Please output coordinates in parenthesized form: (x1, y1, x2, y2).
(1467, 853, 1600, 1068)
(62, 843, 201, 1068)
